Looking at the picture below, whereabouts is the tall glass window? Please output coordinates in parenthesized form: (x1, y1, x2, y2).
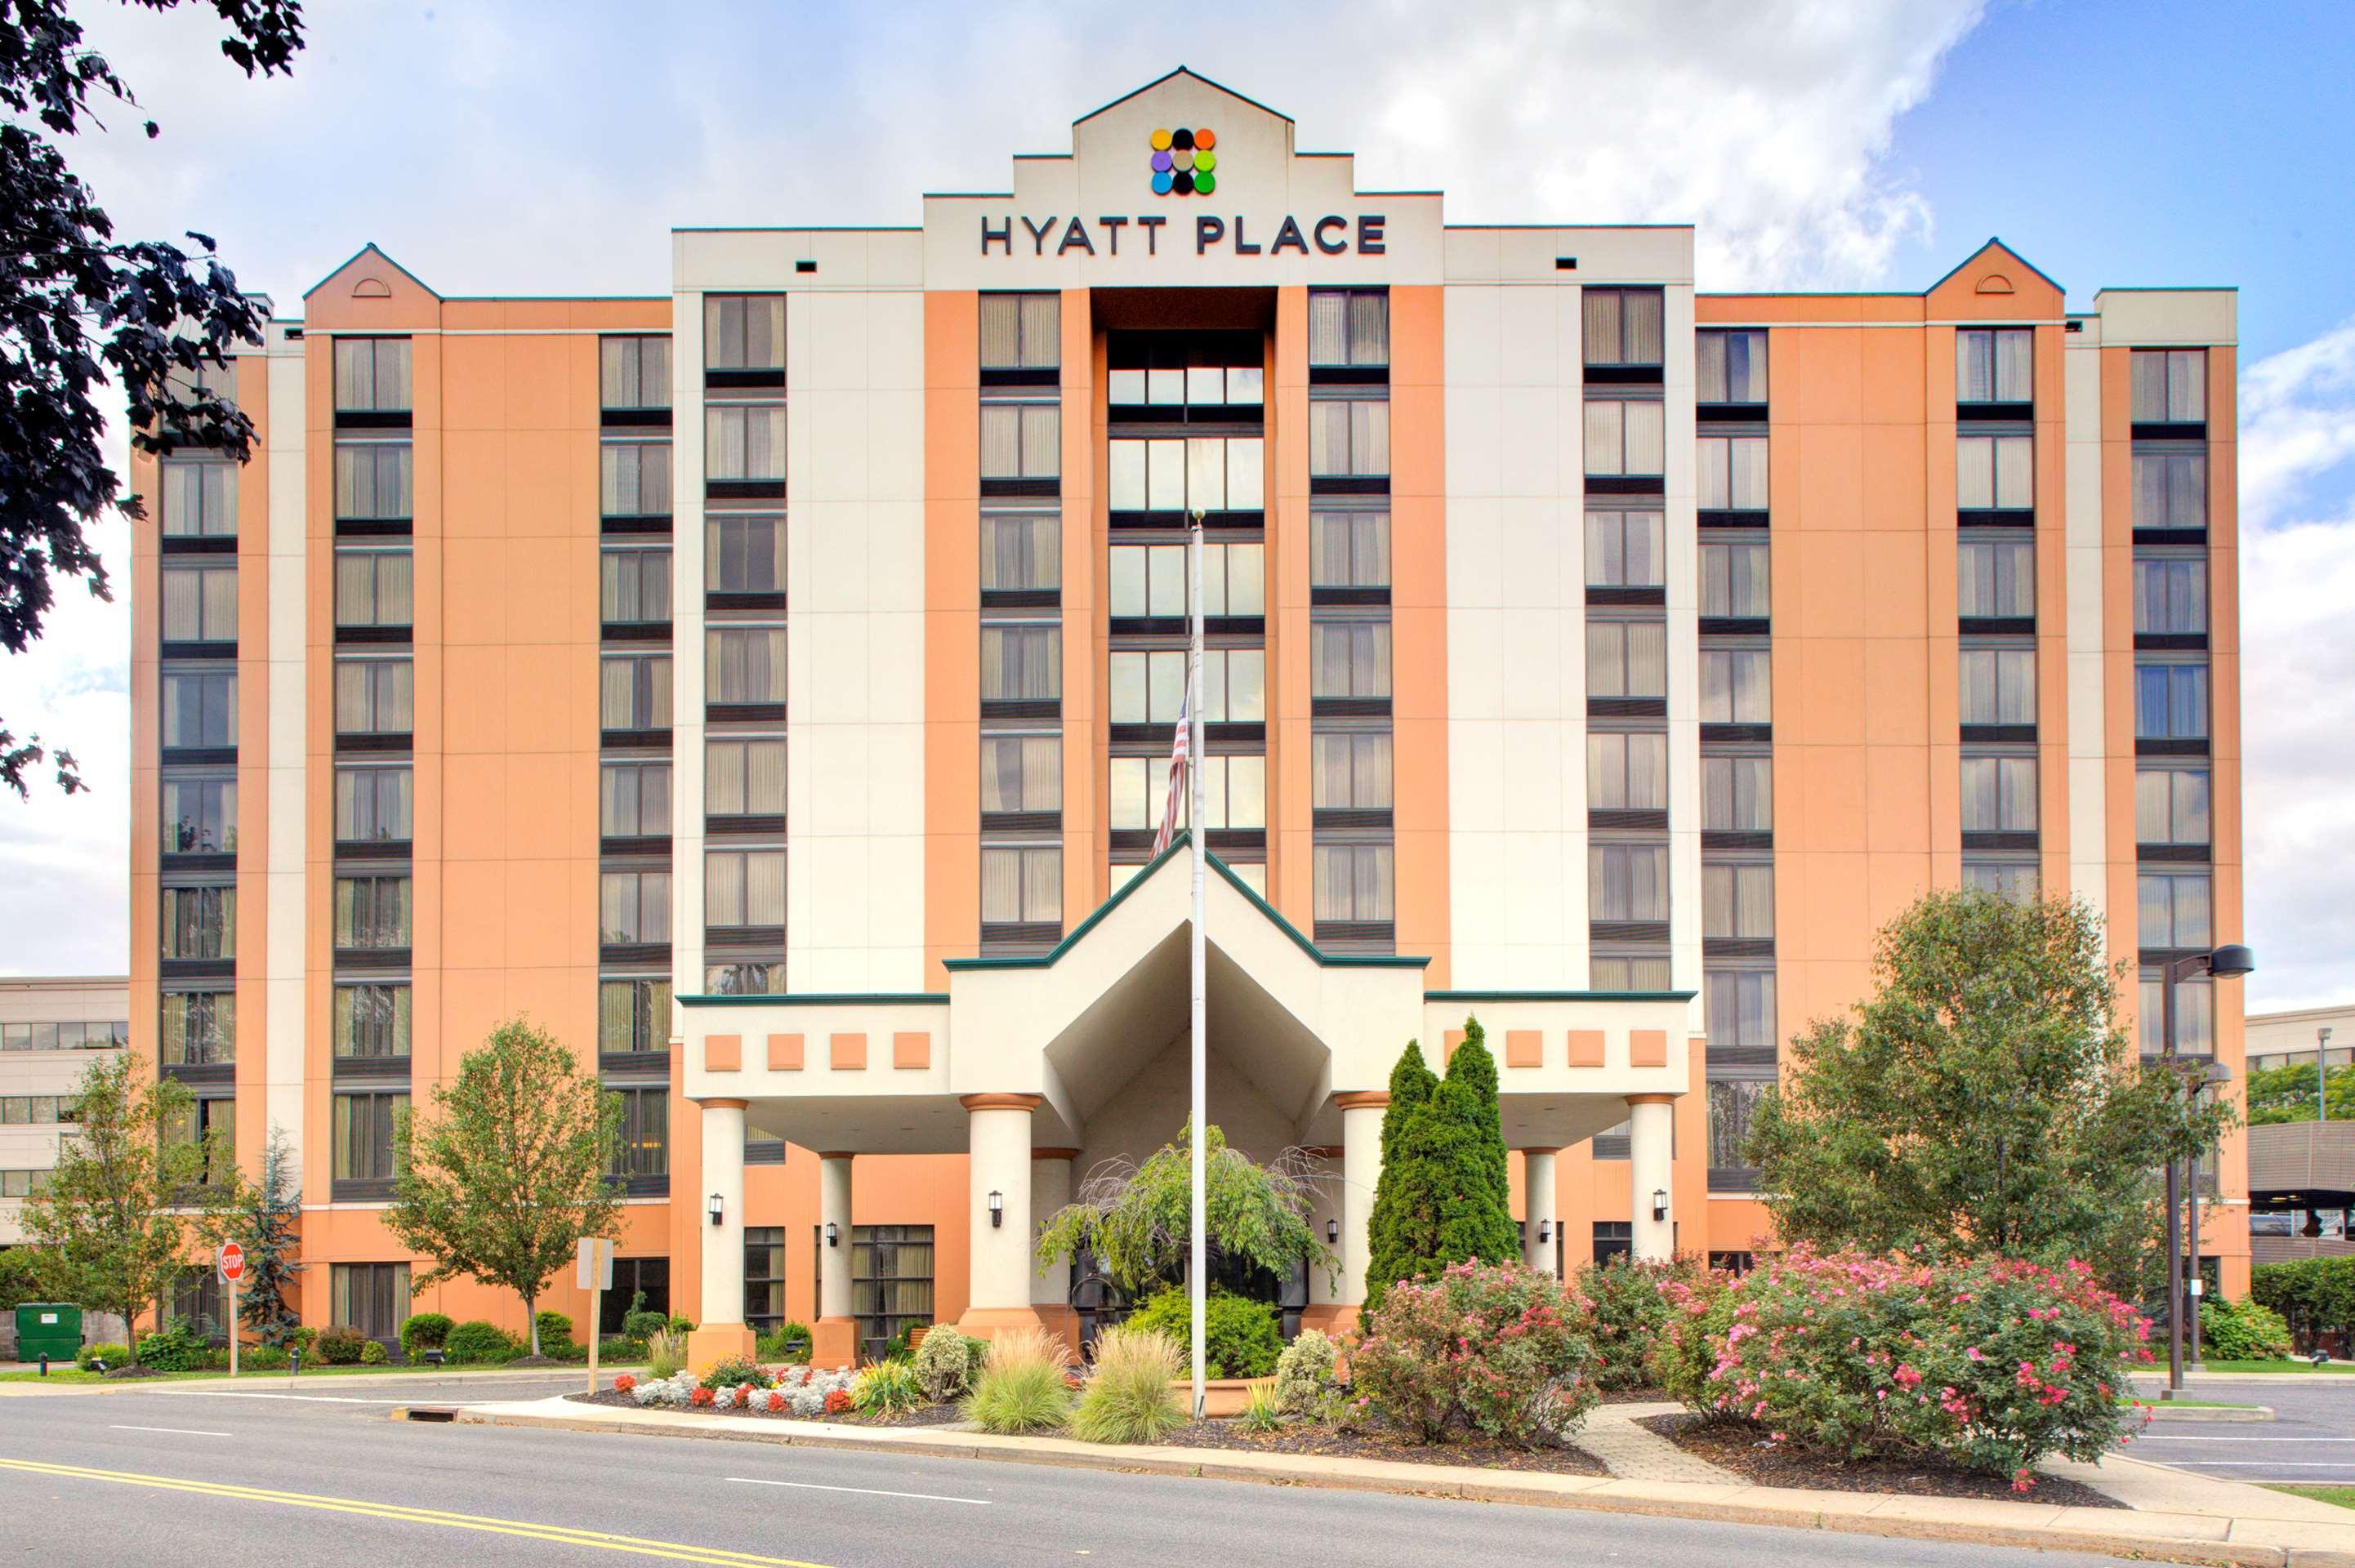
(979, 293, 1062, 369)
(333, 339, 412, 412)
(1586, 510, 1664, 587)
(1582, 289, 1665, 367)
(1956, 328, 2032, 402)
(1956, 434, 2033, 509)
(162, 563, 238, 642)
(600, 336, 672, 409)
(333, 983, 411, 1058)
(333, 547, 413, 628)
(703, 296, 783, 371)
(1696, 330, 1767, 403)
(2130, 350, 2206, 422)
(1584, 399, 1666, 476)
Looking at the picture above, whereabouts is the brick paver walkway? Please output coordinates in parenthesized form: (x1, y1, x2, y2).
(1577, 1400, 1740, 1484)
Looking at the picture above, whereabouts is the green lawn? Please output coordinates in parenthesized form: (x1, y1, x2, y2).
(2265, 1485, 2355, 1511)
(2140, 1397, 2259, 1410)
(2197, 1360, 2355, 1374)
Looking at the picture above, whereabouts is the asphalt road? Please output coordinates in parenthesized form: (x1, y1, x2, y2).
(0, 1375, 2161, 1568)
(2135, 1379, 2355, 1485)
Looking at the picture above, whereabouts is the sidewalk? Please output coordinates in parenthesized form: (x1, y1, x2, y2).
(457, 1394, 2355, 1567)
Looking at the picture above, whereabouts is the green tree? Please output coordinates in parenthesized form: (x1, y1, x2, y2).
(2246, 1062, 2355, 1125)
(1365, 1026, 1518, 1308)
(0, 1245, 55, 1311)
(19, 1052, 243, 1363)
(1438, 1019, 1519, 1265)
(235, 1123, 303, 1347)
(1746, 888, 2234, 1290)
(384, 1018, 622, 1356)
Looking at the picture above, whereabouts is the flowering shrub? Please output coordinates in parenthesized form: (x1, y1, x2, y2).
(1577, 1255, 1723, 1391)
(698, 1356, 772, 1392)
(1680, 1248, 2152, 1489)
(628, 1365, 859, 1415)
(689, 1386, 716, 1407)
(1348, 1260, 1598, 1447)
(613, 1373, 636, 1395)
(765, 1389, 786, 1413)
(823, 1387, 852, 1416)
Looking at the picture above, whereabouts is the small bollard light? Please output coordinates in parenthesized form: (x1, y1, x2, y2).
(37, 1353, 47, 1378)
(2314, 1348, 2332, 1369)
(424, 1348, 446, 1367)
(91, 1356, 108, 1375)
(288, 1348, 301, 1378)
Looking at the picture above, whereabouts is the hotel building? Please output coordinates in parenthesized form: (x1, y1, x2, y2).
(126, 69, 2249, 1361)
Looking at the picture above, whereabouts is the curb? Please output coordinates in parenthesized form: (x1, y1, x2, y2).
(0, 1365, 640, 1398)
(454, 1405, 2355, 1568)
(2143, 1405, 2277, 1423)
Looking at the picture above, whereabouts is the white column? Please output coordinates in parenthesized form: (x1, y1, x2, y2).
(963, 1095, 1039, 1315)
(1629, 1095, 1675, 1262)
(698, 1099, 748, 1322)
(1030, 1151, 1076, 1311)
(1338, 1093, 1388, 1306)
(818, 1153, 854, 1321)
(1522, 1148, 1561, 1276)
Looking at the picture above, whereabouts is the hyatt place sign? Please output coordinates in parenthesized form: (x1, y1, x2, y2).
(980, 213, 1389, 259)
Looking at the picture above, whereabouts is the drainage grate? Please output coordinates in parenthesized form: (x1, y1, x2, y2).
(400, 1406, 459, 1423)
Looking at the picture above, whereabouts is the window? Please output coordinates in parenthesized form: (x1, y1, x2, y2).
(1956, 328, 2032, 403)
(334, 875, 411, 951)
(163, 775, 237, 853)
(1202, 648, 1266, 723)
(705, 737, 786, 817)
(334, 339, 412, 412)
(600, 869, 674, 943)
(333, 1091, 407, 1183)
(1582, 288, 1665, 367)
(595, 548, 671, 627)
(165, 1267, 226, 1341)
(2139, 871, 2212, 950)
(705, 626, 785, 705)
(1708, 1080, 1766, 1172)
(849, 1225, 935, 1362)
(1584, 398, 1666, 476)
(980, 624, 1060, 702)
(2132, 451, 2207, 532)
(334, 765, 411, 843)
(706, 406, 786, 481)
(2130, 349, 2206, 423)
(599, 978, 672, 1056)
(600, 654, 673, 731)
(1703, 863, 1775, 939)
(705, 963, 785, 995)
(1960, 755, 2037, 832)
(607, 1085, 669, 1181)
(0, 1096, 69, 1125)
(0, 1172, 43, 1198)
(1308, 290, 1389, 367)
(1311, 511, 1389, 588)
(333, 657, 413, 735)
(744, 1227, 784, 1334)
(332, 547, 413, 629)
(1590, 844, 1669, 922)
(1697, 435, 1768, 510)
(1586, 510, 1665, 587)
(2134, 662, 2208, 740)
(1111, 753, 1266, 831)
(600, 760, 672, 837)
(1699, 541, 1769, 617)
(704, 850, 784, 929)
(1959, 538, 2034, 618)
(1309, 401, 1389, 478)
(979, 293, 1060, 369)
(1706, 970, 1777, 1049)
(982, 733, 1061, 813)
(2134, 558, 2206, 635)
(698, 516, 784, 597)
(981, 845, 1059, 924)
(2136, 767, 2210, 845)
(160, 458, 236, 537)
(1956, 434, 2033, 510)
(162, 563, 238, 642)
(1107, 542, 1263, 618)
(601, 336, 671, 409)
(1313, 732, 1394, 810)
(1108, 648, 1264, 724)
(163, 1094, 236, 1184)
(1591, 955, 1673, 991)
(704, 295, 783, 371)
(1959, 648, 2036, 726)
(1697, 329, 1767, 403)
(1963, 860, 2039, 901)
(160, 992, 234, 1067)
(981, 511, 1059, 593)
(1701, 755, 1772, 831)
(601, 441, 672, 517)
(162, 670, 236, 748)
(2139, 973, 2215, 1056)
(333, 983, 411, 1058)
(1699, 648, 1771, 722)
(1109, 361, 1264, 407)
(1314, 844, 1394, 924)
(161, 886, 234, 959)
(1108, 436, 1265, 512)
(979, 403, 1060, 481)
(1587, 732, 1667, 811)
(1312, 621, 1391, 700)
(1587, 621, 1667, 700)
(329, 1263, 411, 1341)
(333, 442, 413, 520)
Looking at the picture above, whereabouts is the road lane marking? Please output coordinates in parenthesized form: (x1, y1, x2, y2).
(2170, 1461, 2355, 1468)
(2138, 1436, 2355, 1441)
(158, 1392, 417, 1404)
(109, 1425, 231, 1437)
(726, 1476, 990, 1506)
(0, 1458, 839, 1566)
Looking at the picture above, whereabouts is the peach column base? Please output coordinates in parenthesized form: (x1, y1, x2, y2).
(1298, 1303, 1361, 1339)
(685, 1322, 756, 1375)
(1028, 1303, 1082, 1361)
(953, 1305, 1049, 1346)
(810, 1316, 859, 1369)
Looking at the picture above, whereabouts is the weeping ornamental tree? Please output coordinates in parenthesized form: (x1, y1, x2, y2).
(1034, 1123, 1334, 1296)
(1365, 1021, 1519, 1308)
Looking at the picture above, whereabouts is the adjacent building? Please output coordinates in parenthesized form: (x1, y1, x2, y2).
(127, 69, 2250, 1359)
(0, 977, 129, 1246)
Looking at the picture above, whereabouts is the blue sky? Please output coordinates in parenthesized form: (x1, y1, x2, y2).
(3, 0, 2351, 1011)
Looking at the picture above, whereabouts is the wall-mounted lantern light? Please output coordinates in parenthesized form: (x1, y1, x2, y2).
(1326, 1218, 1340, 1245)
(824, 1221, 839, 1248)
(707, 1192, 724, 1227)
(1651, 1188, 1669, 1223)
(1539, 1219, 1552, 1244)
(988, 1190, 1005, 1229)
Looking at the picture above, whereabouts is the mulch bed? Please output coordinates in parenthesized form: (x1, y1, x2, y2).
(1637, 1413, 2126, 1508)
(567, 1388, 967, 1428)
(102, 1365, 167, 1379)
(1164, 1419, 1609, 1476)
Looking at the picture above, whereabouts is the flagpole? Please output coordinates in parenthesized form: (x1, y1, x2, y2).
(1188, 509, 1208, 1421)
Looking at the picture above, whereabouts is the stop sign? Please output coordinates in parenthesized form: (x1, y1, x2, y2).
(216, 1241, 246, 1284)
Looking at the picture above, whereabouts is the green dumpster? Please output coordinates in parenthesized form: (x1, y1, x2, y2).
(16, 1303, 82, 1365)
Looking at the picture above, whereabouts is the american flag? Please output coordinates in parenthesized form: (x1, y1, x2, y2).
(1152, 675, 1191, 857)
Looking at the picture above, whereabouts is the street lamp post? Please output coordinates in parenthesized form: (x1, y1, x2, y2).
(2159, 942, 2254, 1399)
(2185, 1058, 2232, 1373)
(2320, 1026, 2335, 1123)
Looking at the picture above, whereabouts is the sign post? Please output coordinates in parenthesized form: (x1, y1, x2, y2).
(576, 1237, 613, 1394)
(216, 1241, 246, 1379)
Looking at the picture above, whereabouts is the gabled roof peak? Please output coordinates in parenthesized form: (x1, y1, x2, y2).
(1075, 66, 1291, 127)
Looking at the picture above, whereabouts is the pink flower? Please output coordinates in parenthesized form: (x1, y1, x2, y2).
(1966, 1346, 1984, 1362)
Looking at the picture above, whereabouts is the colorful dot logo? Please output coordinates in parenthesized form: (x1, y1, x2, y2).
(1149, 127, 1217, 196)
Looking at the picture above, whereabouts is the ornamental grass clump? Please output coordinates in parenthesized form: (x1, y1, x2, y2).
(961, 1326, 1072, 1434)
(852, 1357, 925, 1415)
(1069, 1324, 1187, 1446)
(1239, 1378, 1284, 1432)
(645, 1327, 687, 1381)
(1349, 1260, 1599, 1448)
(1681, 1246, 2152, 1490)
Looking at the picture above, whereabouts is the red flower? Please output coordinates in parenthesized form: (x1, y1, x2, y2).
(823, 1388, 851, 1415)
(689, 1387, 716, 1407)
(765, 1389, 786, 1413)
(613, 1374, 636, 1394)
